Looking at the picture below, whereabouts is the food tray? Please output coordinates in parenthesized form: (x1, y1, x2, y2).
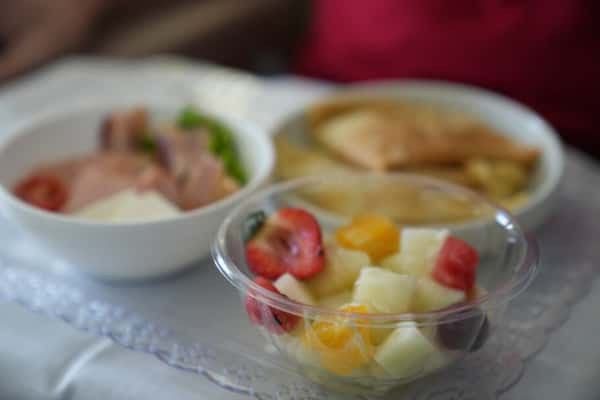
(1, 151, 597, 399)
(0, 58, 599, 399)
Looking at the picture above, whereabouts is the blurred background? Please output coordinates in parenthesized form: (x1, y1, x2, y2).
(0, 0, 598, 157)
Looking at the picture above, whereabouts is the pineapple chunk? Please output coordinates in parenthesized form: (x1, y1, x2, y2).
(382, 228, 448, 276)
(306, 243, 370, 297)
(336, 214, 400, 262)
(414, 277, 466, 312)
(274, 273, 317, 306)
(353, 267, 416, 313)
(319, 290, 353, 309)
(374, 322, 436, 378)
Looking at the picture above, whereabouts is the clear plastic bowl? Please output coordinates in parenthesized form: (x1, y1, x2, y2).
(212, 174, 538, 395)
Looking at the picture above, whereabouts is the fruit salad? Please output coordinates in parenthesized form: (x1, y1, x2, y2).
(243, 208, 489, 381)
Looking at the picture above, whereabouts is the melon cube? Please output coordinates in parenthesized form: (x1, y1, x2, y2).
(306, 243, 370, 297)
(414, 277, 466, 312)
(374, 322, 436, 378)
(370, 325, 395, 346)
(383, 228, 448, 277)
(353, 267, 416, 314)
(274, 273, 317, 305)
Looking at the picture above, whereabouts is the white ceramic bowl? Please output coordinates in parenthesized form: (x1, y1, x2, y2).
(274, 80, 564, 232)
(0, 100, 274, 279)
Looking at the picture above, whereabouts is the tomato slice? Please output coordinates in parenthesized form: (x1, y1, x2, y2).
(14, 174, 68, 212)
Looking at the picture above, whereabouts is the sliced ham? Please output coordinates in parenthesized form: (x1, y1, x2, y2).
(155, 126, 210, 179)
(29, 156, 94, 187)
(177, 154, 225, 210)
(64, 153, 152, 212)
(135, 165, 179, 205)
(100, 107, 148, 152)
(215, 176, 241, 200)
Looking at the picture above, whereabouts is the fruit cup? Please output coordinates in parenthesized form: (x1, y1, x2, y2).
(213, 174, 538, 395)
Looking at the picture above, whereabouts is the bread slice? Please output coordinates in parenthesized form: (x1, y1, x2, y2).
(307, 97, 540, 171)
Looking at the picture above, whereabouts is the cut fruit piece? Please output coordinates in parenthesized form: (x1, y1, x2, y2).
(414, 277, 466, 312)
(374, 322, 437, 378)
(432, 236, 479, 291)
(336, 214, 400, 262)
(353, 267, 416, 314)
(305, 243, 370, 297)
(380, 252, 404, 271)
(319, 290, 353, 310)
(274, 273, 316, 306)
(368, 361, 392, 379)
(303, 304, 373, 375)
(370, 325, 395, 346)
(245, 277, 300, 334)
(245, 208, 325, 280)
(382, 228, 448, 276)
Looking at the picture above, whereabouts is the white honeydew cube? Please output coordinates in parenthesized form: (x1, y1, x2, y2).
(352, 267, 416, 313)
(306, 243, 371, 297)
(319, 290, 353, 309)
(414, 277, 466, 312)
(374, 322, 436, 378)
(387, 228, 449, 276)
(274, 273, 317, 306)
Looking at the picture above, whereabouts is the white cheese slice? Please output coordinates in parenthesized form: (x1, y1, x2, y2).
(111, 191, 180, 222)
(72, 189, 180, 222)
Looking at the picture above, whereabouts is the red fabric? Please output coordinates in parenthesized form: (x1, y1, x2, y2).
(295, 0, 600, 149)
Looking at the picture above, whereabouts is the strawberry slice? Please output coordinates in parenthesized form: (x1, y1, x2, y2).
(245, 277, 300, 334)
(432, 237, 479, 291)
(245, 208, 325, 280)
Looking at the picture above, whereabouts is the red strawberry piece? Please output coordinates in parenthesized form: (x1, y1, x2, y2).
(245, 208, 325, 280)
(433, 237, 479, 291)
(244, 277, 300, 334)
